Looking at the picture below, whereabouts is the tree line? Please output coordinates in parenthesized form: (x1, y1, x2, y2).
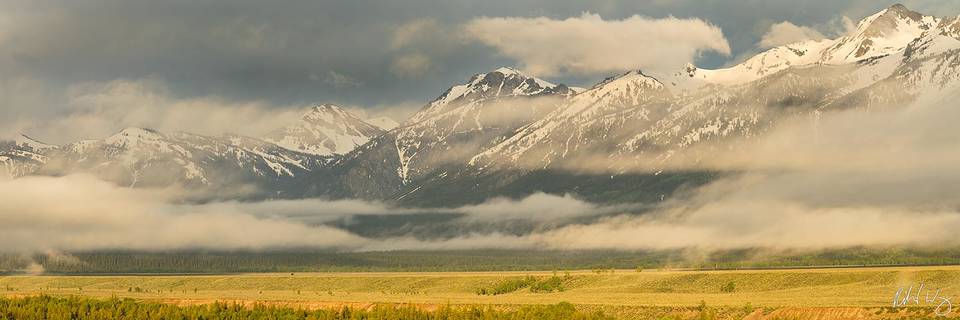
(3, 248, 960, 274)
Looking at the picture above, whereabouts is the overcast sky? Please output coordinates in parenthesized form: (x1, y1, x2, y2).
(2, 0, 958, 143)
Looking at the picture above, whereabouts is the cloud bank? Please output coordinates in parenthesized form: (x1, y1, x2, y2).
(5, 78, 308, 144)
(0, 175, 365, 252)
(759, 21, 827, 48)
(463, 12, 731, 76)
(757, 17, 855, 49)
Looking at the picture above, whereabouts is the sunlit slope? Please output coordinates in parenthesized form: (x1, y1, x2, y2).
(2, 266, 957, 308)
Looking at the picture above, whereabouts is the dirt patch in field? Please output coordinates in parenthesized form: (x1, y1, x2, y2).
(745, 307, 874, 320)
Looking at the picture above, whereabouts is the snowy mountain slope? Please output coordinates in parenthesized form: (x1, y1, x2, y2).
(677, 40, 834, 88)
(470, 70, 672, 168)
(820, 4, 938, 65)
(6, 103, 382, 198)
(469, 4, 960, 177)
(390, 67, 575, 183)
(32, 127, 332, 198)
(331, 67, 577, 199)
(264, 104, 386, 156)
(0, 135, 57, 178)
(664, 4, 939, 90)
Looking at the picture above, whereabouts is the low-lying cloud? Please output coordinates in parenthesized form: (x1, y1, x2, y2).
(0, 174, 629, 252)
(7, 78, 309, 144)
(463, 12, 731, 76)
(0, 175, 366, 252)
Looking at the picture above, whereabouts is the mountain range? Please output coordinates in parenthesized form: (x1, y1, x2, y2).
(4, 4, 960, 206)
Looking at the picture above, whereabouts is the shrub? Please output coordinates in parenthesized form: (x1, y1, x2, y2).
(721, 281, 736, 293)
(0, 295, 613, 320)
(477, 276, 538, 295)
(530, 276, 566, 293)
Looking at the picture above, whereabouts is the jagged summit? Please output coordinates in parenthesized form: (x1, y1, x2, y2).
(301, 104, 360, 124)
(593, 70, 664, 90)
(103, 127, 166, 148)
(871, 3, 925, 26)
(822, 3, 937, 63)
(305, 103, 341, 113)
(491, 66, 525, 77)
(408, 67, 572, 124)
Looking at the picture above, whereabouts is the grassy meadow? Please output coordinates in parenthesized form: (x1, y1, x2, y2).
(4, 266, 960, 319)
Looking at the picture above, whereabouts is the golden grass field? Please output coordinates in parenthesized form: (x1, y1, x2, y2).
(3, 266, 960, 319)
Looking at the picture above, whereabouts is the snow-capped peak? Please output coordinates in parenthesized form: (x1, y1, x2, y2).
(855, 4, 925, 35)
(553, 70, 668, 120)
(407, 67, 572, 124)
(820, 4, 938, 64)
(593, 70, 665, 90)
(301, 104, 354, 124)
(104, 127, 166, 147)
(492, 66, 524, 77)
(264, 104, 386, 156)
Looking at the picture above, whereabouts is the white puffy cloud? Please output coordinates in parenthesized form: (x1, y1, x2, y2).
(759, 21, 827, 48)
(463, 12, 731, 76)
(390, 53, 432, 78)
(0, 175, 366, 252)
(386, 18, 462, 79)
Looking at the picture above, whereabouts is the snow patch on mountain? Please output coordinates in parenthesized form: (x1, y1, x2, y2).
(679, 40, 834, 87)
(385, 67, 575, 183)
